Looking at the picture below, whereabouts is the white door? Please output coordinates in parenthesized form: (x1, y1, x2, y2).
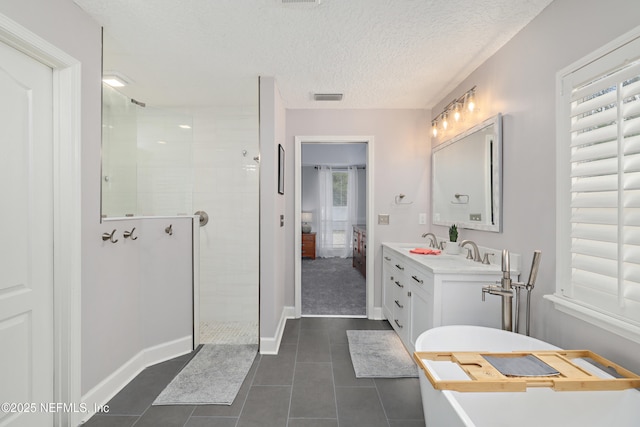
(0, 40, 54, 426)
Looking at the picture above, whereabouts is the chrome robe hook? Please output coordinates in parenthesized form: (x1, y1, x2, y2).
(101, 229, 118, 243)
(123, 227, 138, 240)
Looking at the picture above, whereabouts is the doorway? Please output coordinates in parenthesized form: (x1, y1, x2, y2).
(294, 136, 375, 318)
(0, 13, 82, 427)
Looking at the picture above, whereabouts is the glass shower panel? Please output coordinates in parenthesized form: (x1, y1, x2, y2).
(101, 85, 194, 217)
(102, 84, 138, 217)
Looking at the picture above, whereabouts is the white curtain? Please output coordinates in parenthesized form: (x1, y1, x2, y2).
(317, 166, 334, 258)
(342, 166, 359, 258)
(317, 165, 360, 259)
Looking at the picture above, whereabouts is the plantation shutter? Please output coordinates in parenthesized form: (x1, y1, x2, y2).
(567, 56, 640, 323)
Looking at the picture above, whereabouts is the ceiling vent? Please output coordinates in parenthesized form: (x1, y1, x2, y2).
(313, 93, 343, 101)
(282, 0, 321, 4)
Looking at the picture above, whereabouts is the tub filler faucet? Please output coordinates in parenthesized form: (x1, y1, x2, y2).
(482, 249, 542, 335)
(482, 249, 514, 332)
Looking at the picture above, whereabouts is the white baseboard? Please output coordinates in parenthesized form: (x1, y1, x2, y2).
(260, 306, 295, 355)
(79, 336, 192, 424)
(369, 306, 384, 320)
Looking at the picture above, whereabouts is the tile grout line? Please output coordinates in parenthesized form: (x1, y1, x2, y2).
(285, 319, 301, 427)
(330, 325, 341, 427)
(233, 350, 263, 427)
(373, 378, 392, 427)
(179, 406, 197, 427)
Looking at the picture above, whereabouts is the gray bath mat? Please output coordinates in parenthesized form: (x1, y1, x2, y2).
(347, 330, 418, 378)
(153, 344, 257, 406)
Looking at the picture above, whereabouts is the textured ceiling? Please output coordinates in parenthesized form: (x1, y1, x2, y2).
(74, 0, 553, 109)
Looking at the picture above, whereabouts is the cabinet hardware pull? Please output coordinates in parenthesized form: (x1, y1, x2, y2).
(411, 275, 423, 284)
(394, 299, 403, 308)
(395, 264, 404, 271)
(384, 256, 391, 261)
(394, 319, 404, 328)
(394, 280, 403, 288)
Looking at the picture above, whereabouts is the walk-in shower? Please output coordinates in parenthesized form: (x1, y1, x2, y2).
(101, 84, 259, 346)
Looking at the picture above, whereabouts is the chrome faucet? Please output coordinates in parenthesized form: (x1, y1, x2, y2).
(482, 249, 514, 332)
(460, 239, 482, 262)
(421, 232, 438, 248)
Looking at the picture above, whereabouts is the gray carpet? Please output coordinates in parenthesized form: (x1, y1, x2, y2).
(347, 330, 418, 378)
(153, 344, 258, 406)
(302, 257, 366, 316)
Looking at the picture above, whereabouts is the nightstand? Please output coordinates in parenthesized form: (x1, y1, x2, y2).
(302, 232, 316, 259)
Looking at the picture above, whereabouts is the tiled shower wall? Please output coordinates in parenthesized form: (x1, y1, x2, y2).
(192, 107, 259, 326)
(136, 110, 193, 216)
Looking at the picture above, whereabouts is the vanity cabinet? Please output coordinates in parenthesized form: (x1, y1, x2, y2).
(382, 253, 410, 343)
(382, 243, 515, 353)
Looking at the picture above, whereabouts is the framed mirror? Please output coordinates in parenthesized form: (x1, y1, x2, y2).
(431, 113, 502, 232)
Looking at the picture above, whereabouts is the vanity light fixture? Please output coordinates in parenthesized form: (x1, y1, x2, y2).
(431, 86, 477, 138)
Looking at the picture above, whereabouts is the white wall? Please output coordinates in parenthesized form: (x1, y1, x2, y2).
(259, 77, 288, 345)
(429, 0, 640, 372)
(286, 110, 431, 310)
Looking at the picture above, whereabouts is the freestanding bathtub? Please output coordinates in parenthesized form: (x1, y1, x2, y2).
(414, 325, 640, 427)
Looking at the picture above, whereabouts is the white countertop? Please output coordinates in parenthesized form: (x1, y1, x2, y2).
(382, 242, 520, 275)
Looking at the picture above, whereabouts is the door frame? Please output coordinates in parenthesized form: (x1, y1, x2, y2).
(294, 136, 375, 318)
(0, 13, 82, 427)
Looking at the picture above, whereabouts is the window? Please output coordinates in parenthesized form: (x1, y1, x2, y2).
(550, 28, 640, 341)
(332, 171, 348, 248)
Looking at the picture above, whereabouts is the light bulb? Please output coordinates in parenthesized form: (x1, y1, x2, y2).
(453, 103, 461, 122)
(432, 121, 438, 137)
(442, 113, 448, 130)
(467, 91, 476, 112)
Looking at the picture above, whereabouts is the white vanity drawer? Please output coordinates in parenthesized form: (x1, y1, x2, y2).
(405, 264, 433, 294)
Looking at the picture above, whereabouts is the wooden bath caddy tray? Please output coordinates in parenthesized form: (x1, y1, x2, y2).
(413, 350, 640, 392)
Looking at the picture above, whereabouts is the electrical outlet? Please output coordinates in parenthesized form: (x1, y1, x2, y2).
(378, 214, 390, 225)
(419, 213, 427, 225)
(470, 213, 482, 221)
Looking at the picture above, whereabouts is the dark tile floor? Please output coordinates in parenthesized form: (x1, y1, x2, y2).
(84, 317, 425, 427)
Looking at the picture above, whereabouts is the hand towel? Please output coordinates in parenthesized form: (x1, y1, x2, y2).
(409, 248, 441, 255)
